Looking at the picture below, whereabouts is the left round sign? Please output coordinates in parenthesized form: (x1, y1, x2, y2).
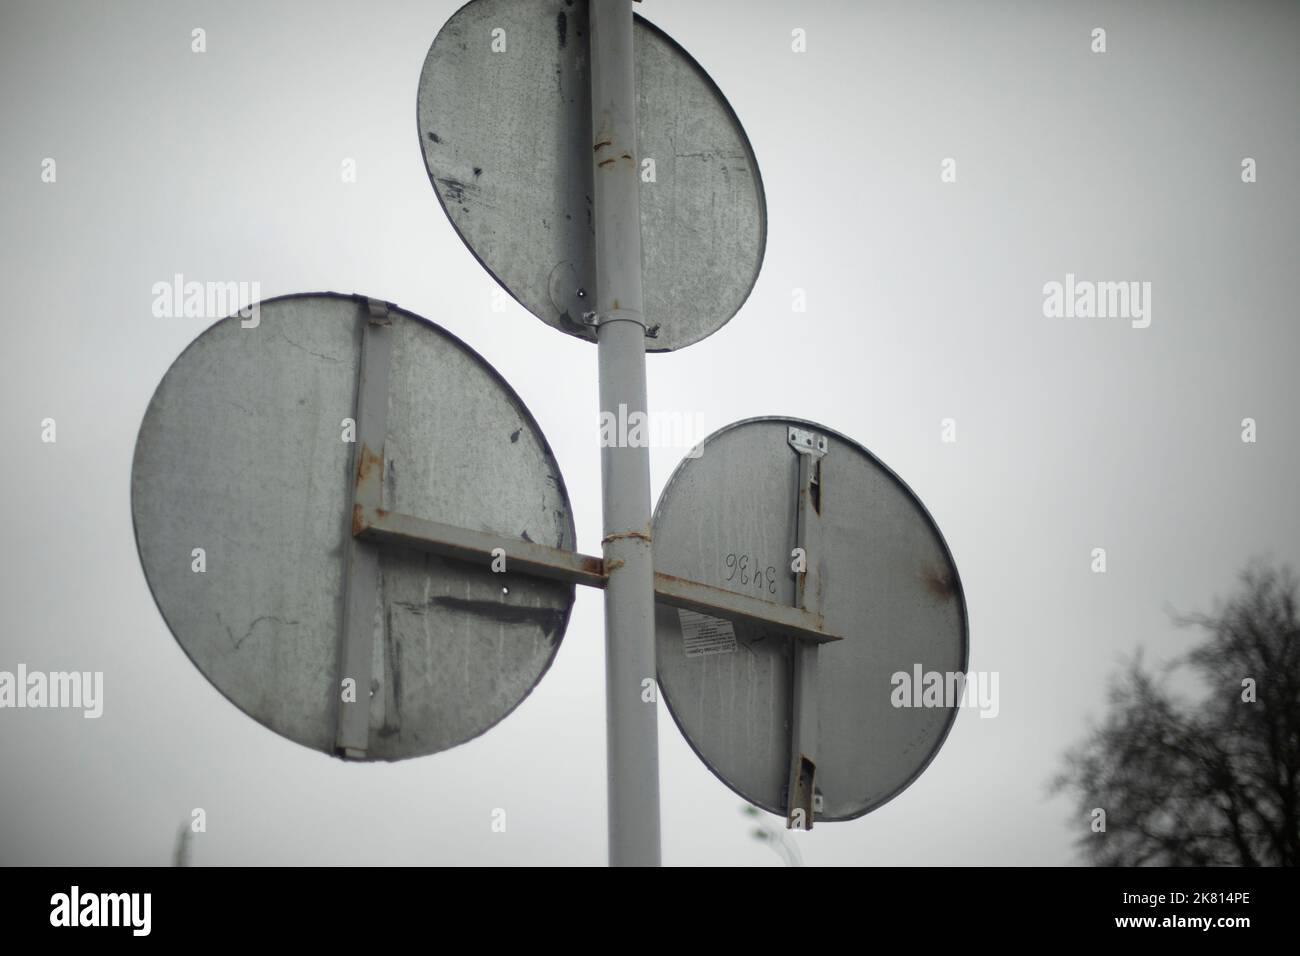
(131, 293, 577, 760)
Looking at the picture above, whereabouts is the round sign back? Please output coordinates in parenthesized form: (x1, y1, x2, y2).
(132, 293, 577, 760)
(653, 417, 968, 820)
(418, 0, 766, 351)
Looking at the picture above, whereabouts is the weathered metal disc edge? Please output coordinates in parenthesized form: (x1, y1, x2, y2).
(652, 414, 970, 820)
(129, 291, 580, 761)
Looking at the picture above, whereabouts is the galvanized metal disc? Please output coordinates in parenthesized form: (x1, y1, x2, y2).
(653, 418, 968, 820)
(132, 293, 576, 760)
(417, 0, 766, 352)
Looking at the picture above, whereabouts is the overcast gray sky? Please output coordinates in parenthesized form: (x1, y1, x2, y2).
(1, 0, 1298, 865)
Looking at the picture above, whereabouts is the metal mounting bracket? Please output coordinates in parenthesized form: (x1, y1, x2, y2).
(335, 299, 394, 758)
(785, 426, 828, 830)
(336, 303, 847, 760)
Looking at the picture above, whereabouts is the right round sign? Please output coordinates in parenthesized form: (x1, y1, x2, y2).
(653, 417, 969, 821)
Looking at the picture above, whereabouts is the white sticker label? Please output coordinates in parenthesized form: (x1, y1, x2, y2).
(679, 609, 736, 658)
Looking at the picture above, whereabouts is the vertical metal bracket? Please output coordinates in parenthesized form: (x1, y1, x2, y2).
(334, 297, 393, 758)
(786, 426, 827, 829)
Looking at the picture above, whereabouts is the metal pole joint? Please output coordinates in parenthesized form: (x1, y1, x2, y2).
(583, 306, 647, 329)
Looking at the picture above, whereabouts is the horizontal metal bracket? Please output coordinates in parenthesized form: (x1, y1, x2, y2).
(351, 504, 842, 645)
(355, 506, 608, 589)
(653, 572, 838, 645)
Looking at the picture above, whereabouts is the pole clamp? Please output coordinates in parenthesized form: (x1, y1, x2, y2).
(583, 307, 646, 330)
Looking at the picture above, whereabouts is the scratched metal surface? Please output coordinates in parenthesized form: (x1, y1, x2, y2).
(131, 293, 576, 759)
(653, 418, 968, 820)
(417, 0, 766, 352)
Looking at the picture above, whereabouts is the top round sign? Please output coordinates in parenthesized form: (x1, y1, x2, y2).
(418, 0, 767, 351)
(652, 417, 969, 820)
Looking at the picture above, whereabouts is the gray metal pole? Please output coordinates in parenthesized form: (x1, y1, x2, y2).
(589, 0, 661, 867)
